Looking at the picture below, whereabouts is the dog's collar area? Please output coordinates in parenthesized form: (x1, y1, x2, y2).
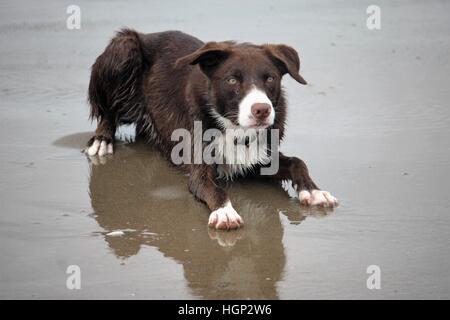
(233, 135, 256, 147)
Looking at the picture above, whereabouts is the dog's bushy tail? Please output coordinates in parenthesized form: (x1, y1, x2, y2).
(88, 28, 147, 124)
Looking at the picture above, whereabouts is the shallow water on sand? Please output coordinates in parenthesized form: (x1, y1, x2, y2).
(1, 0, 449, 299)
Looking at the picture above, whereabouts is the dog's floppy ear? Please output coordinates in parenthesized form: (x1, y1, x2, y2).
(176, 41, 234, 77)
(263, 44, 307, 85)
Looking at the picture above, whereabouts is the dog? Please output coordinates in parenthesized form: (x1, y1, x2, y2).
(85, 29, 338, 230)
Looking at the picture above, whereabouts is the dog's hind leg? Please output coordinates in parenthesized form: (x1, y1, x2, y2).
(86, 118, 115, 156)
(86, 29, 146, 157)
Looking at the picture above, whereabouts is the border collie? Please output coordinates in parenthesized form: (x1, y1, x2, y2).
(85, 29, 338, 230)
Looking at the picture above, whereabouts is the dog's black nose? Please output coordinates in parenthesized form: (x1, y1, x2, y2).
(251, 103, 271, 120)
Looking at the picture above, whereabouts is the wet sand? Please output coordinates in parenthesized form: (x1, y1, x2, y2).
(1, 0, 449, 299)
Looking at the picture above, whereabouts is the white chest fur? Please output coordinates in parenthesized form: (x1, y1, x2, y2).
(207, 107, 272, 180)
(211, 131, 271, 180)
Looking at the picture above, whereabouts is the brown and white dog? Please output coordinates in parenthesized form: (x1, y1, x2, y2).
(86, 29, 338, 230)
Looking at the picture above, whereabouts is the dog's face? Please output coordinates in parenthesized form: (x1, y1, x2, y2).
(177, 42, 307, 129)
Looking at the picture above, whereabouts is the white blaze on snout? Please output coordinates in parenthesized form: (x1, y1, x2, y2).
(238, 86, 274, 127)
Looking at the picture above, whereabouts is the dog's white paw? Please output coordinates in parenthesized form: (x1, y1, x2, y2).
(86, 138, 113, 157)
(208, 201, 244, 230)
(299, 190, 338, 207)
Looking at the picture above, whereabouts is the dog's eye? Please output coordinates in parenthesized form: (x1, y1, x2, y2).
(266, 76, 275, 83)
(227, 77, 237, 85)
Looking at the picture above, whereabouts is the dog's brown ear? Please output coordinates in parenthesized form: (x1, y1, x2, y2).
(263, 44, 307, 85)
(175, 41, 234, 76)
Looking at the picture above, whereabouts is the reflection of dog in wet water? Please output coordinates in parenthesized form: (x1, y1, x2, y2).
(86, 29, 338, 230)
(89, 142, 332, 299)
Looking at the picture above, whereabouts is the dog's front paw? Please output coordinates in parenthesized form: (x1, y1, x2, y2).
(85, 136, 114, 157)
(299, 190, 338, 207)
(208, 201, 244, 230)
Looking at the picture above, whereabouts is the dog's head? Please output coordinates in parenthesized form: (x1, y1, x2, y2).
(176, 41, 307, 129)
